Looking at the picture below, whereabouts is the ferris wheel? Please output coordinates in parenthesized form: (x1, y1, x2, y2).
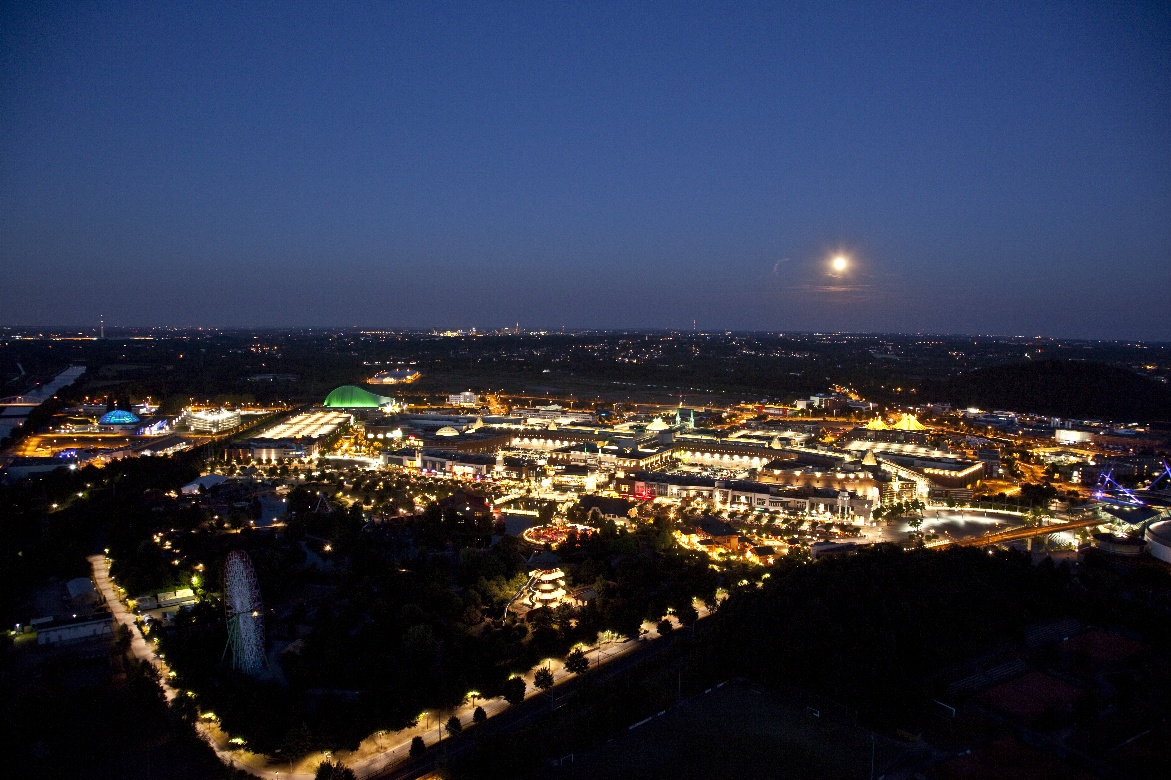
(223, 550, 266, 675)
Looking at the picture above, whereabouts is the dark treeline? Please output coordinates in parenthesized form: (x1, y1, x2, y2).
(4, 332, 1167, 413)
(925, 359, 1171, 421)
(4, 649, 244, 779)
(153, 493, 724, 758)
(0, 451, 244, 779)
(448, 545, 1171, 779)
(715, 545, 1171, 725)
(716, 546, 1068, 724)
(0, 454, 201, 618)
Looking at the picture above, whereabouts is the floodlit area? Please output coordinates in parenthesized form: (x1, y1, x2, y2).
(256, 411, 351, 440)
(841, 440, 951, 458)
(895, 508, 1022, 540)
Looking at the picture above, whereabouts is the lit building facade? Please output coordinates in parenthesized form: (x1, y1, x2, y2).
(185, 408, 241, 433)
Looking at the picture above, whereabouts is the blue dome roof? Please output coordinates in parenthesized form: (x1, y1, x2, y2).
(99, 409, 140, 425)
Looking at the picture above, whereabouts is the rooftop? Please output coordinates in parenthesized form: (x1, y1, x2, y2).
(323, 385, 391, 408)
(98, 409, 140, 425)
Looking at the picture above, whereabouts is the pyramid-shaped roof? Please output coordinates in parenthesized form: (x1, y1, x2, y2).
(894, 413, 927, 431)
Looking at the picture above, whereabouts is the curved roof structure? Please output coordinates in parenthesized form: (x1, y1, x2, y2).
(323, 385, 391, 408)
(646, 417, 669, 432)
(1146, 520, 1171, 564)
(99, 409, 141, 425)
(865, 417, 890, 430)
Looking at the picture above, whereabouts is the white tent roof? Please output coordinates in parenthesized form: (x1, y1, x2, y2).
(180, 474, 229, 495)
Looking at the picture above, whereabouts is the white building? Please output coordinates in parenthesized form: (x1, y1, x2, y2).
(511, 404, 595, 423)
(508, 568, 569, 616)
(185, 408, 241, 433)
(1055, 428, 1093, 445)
(448, 390, 479, 407)
(36, 613, 113, 645)
(1146, 520, 1171, 564)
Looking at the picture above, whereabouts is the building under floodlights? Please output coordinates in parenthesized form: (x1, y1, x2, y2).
(184, 408, 241, 434)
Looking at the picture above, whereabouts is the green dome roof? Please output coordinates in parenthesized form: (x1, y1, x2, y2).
(323, 385, 391, 408)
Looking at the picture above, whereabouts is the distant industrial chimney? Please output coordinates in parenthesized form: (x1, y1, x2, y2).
(99, 315, 105, 340)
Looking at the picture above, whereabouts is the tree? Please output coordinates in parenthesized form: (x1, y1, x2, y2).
(401, 623, 438, 667)
(409, 736, 426, 758)
(113, 623, 132, 653)
(657, 618, 674, 636)
(170, 694, 198, 723)
(503, 675, 526, 705)
(445, 716, 463, 737)
(279, 721, 314, 761)
(674, 603, 699, 628)
(534, 666, 556, 710)
(534, 666, 554, 693)
(564, 647, 590, 674)
(473, 705, 487, 724)
(315, 760, 356, 780)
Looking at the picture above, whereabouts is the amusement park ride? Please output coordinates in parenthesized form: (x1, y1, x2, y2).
(222, 550, 267, 676)
(1093, 460, 1171, 508)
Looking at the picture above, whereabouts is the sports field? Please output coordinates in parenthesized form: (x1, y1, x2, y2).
(548, 680, 914, 780)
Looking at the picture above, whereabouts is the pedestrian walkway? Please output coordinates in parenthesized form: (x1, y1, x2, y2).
(89, 554, 266, 777)
(90, 551, 713, 779)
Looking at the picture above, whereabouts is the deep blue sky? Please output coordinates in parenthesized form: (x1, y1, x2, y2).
(2, 1, 1169, 338)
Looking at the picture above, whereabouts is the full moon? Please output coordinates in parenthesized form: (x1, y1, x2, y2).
(832, 255, 848, 272)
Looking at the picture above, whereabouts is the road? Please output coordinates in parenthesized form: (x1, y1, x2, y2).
(90, 554, 171, 688)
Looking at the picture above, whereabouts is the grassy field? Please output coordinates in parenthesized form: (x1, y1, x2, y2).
(545, 680, 914, 780)
(404, 366, 741, 407)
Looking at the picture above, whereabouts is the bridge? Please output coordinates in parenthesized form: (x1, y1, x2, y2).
(947, 516, 1104, 548)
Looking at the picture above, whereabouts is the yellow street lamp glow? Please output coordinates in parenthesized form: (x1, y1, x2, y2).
(832, 255, 848, 272)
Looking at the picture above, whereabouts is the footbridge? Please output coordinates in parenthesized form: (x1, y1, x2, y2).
(948, 516, 1104, 548)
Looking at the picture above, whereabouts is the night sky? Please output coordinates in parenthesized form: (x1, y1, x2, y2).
(2, 2, 1169, 338)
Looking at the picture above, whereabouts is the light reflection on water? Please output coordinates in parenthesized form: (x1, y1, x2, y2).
(502, 513, 537, 537)
(895, 510, 1021, 540)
